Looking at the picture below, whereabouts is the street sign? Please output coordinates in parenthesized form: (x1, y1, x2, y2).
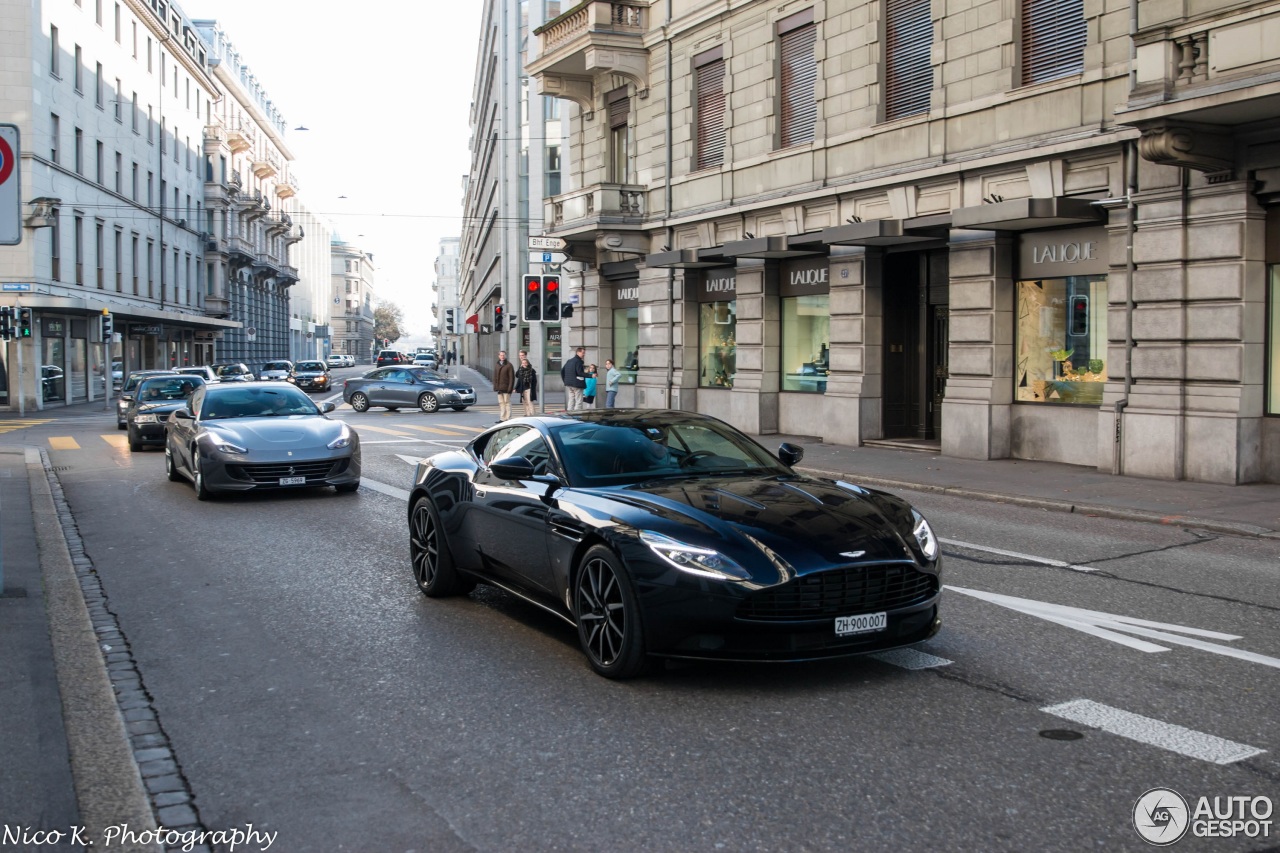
(537, 252, 570, 264)
(2, 282, 32, 291)
(0, 125, 19, 246)
(528, 236, 567, 250)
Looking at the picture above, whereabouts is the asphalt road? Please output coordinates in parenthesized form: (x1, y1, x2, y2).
(17, 394, 1280, 852)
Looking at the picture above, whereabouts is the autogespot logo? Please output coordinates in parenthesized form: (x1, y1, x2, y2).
(1134, 788, 1191, 846)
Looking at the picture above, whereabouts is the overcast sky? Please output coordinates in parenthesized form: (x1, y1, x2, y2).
(190, 1, 483, 339)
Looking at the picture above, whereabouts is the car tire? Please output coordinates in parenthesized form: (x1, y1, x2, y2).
(573, 545, 648, 679)
(164, 446, 183, 482)
(451, 406, 468, 412)
(334, 481, 359, 494)
(117, 421, 127, 431)
(409, 496, 474, 597)
(349, 392, 370, 413)
(418, 393, 440, 413)
(192, 452, 214, 501)
(128, 428, 142, 452)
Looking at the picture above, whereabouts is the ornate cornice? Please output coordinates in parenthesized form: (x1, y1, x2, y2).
(1137, 123, 1235, 183)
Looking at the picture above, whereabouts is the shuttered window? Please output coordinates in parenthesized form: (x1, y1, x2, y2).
(778, 10, 817, 148)
(608, 87, 631, 183)
(1021, 0, 1086, 86)
(885, 0, 931, 120)
(694, 48, 726, 170)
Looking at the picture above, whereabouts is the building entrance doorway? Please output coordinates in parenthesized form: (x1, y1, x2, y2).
(882, 250, 949, 441)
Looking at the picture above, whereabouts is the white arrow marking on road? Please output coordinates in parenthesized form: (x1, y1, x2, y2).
(947, 585, 1280, 668)
(941, 538, 1098, 572)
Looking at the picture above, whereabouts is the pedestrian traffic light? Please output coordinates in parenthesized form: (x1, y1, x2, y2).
(100, 309, 114, 340)
(523, 274, 542, 322)
(444, 307, 456, 334)
(0, 306, 11, 340)
(509, 315, 519, 331)
(15, 307, 32, 338)
(542, 275, 560, 322)
(493, 303, 504, 333)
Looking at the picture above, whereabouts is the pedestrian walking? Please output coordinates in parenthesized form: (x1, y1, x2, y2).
(604, 359, 621, 408)
(514, 355, 539, 416)
(493, 350, 515, 421)
(561, 346, 587, 411)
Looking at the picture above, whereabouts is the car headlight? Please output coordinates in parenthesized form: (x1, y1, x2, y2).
(214, 440, 248, 454)
(911, 509, 939, 561)
(640, 531, 752, 581)
(327, 426, 352, 450)
(134, 413, 158, 424)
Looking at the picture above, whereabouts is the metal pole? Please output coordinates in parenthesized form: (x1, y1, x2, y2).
(15, 330, 24, 418)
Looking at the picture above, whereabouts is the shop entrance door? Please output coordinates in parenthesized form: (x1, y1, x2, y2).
(882, 250, 948, 440)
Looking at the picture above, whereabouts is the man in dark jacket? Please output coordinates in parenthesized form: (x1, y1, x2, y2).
(561, 346, 587, 411)
(493, 351, 515, 421)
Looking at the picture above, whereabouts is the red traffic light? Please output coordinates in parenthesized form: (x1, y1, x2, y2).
(544, 277, 559, 293)
(527, 279, 542, 292)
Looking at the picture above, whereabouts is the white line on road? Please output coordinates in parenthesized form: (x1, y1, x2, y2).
(1042, 699, 1266, 764)
(870, 648, 953, 670)
(940, 538, 1098, 572)
(358, 478, 411, 502)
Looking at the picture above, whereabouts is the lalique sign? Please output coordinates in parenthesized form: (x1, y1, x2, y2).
(699, 269, 736, 302)
(780, 257, 830, 297)
(1019, 226, 1108, 278)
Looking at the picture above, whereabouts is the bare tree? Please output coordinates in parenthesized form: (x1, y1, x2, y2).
(374, 301, 407, 345)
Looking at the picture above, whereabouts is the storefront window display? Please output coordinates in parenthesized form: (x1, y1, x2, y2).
(42, 320, 66, 403)
(1269, 266, 1279, 415)
(612, 306, 639, 384)
(1015, 275, 1108, 405)
(700, 301, 736, 388)
(780, 257, 830, 393)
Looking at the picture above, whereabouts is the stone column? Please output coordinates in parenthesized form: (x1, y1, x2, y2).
(825, 248, 882, 445)
(635, 263, 680, 410)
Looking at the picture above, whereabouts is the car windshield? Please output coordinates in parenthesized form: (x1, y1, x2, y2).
(296, 362, 325, 371)
(199, 386, 320, 419)
(408, 368, 444, 382)
(123, 372, 169, 393)
(216, 364, 248, 377)
(137, 377, 203, 401)
(263, 361, 291, 371)
(550, 416, 789, 487)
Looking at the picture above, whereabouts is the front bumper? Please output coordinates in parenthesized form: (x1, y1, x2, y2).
(199, 449, 361, 493)
(295, 376, 331, 391)
(129, 418, 169, 445)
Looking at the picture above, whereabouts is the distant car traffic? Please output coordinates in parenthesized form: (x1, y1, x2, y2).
(342, 367, 476, 413)
(258, 360, 296, 382)
(117, 370, 180, 428)
(407, 410, 943, 678)
(163, 382, 361, 500)
(412, 353, 439, 370)
(176, 366, 220, 384)
(327, 354, 355, 368)
(376, 349, 411, 367)
(213, 363, 255, 383)
(293, 360, 332, 392)
(126, 375, 205, 452)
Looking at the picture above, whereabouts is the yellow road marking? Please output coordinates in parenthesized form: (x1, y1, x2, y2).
(444, 424, 487, 433)
(397, 423, 469, 436)
(48, 436, 81, 450)
(101, 434, 128, 448)
(352, 423, 417, 437)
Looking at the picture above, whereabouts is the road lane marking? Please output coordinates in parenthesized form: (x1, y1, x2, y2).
(941, 538, 1098, 572)
(359, 477, 411, 502)
(48, 436, 80, 450)
(101, 434, 127, 448)
(871, 648, 953, 670)
(352, 424, 417, 437)
(0, 419, 54, 434)
(1042, 699, 1265, 764)
(398, 424, 470, 436)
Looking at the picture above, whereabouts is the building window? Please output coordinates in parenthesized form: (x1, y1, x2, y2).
(700, 301, 737, 388)
(96, 221, 105, 288)
(74, 214, 84, 284)
(74, 127, 83, 174)
(1015, 275, 1108, 404)
(613, 306, 639, 385)
(95, 62, 103, 107)
(131, 93, 138, 132)
(114, 228, 123, 291)
(1020, 0, 1086, 86)
(777, 9, 817, 148)
(131, 163, 137, 200)
(885, 0, 932, 120)
(546, 145, 561, 196)
(96, 141, 104, 184)
(147, 105, 153, 143)
(50, 113, 60, 163)
(50, 26, 60, 77)
(781, 294, 830, 392)
(74, 45, 83, 93)
(607, 87, 630, 184)
(114, 152, 121, 193)
(1269, 266, 1280, 415)
(693, 47, 725, 170)
(146, 239, 154, 298)
(114, 3, 121, 42)
(132, 235, 139, 294)
(95, 0, 102, 25)
(51, 211, 61, 281)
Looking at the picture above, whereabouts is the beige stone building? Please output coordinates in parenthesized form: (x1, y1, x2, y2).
(527, 0, 1280, 483)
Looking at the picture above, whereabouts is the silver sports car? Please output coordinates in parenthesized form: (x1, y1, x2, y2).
(164, 382, 361, 500)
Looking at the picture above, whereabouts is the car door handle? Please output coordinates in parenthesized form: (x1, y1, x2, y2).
(475, 488, 486, 498)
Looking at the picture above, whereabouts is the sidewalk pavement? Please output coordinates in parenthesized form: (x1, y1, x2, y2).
(1, 379, 1276, 842)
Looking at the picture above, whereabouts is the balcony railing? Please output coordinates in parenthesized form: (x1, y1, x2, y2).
(528, 1, 649, 110)
(538, 1, 644, 51)
(225, 118, 256, 153)
(546, 183, 646, 230)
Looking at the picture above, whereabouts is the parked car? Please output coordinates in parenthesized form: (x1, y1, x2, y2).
(342, 367, 476, 413)
(406, 410, 942, 678)
(293, 360, 332, 392)
(164, 382, 360, 500)
(126, 375, 205, 452)
(176, 366, 220, 384)
(326, 354, 354, 369)
(116, 370, 180, 428)
(41, 365, 65, 402)
(376, 349, 410, 367)
(258, 360, 296, 382)
(412, 353, 439, 370)
(212, 362, 255, 383)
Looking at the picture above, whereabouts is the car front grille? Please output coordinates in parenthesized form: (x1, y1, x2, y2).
(226, 459, 343, 484)
(737, 562, 938, 621)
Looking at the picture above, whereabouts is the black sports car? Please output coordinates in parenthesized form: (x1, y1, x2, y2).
(126, 375, 205, 451)
(407, 410, 942, 678)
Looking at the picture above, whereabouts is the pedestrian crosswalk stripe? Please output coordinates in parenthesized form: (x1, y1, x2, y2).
(0, 419, 55, 434)
(353, 424, 417, 437)
(101, 434, 128, 448)
(49, 436, 81, 450)
(447, 424, 487, 433)
(397, 424, 469, 436)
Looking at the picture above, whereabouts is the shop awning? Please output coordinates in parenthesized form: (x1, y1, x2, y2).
(644, 246, 734, 269)
(821, 218, 943, 247)
(718, 233, 826, 260)
(952, 197, 1103, 231)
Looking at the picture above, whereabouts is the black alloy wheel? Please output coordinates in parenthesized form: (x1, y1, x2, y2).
(574, 545, 647, 679)
(164, 446, 183, 482)
(349, 392, 370, 413)
(418, 393, 440, 413)
(128, 427, 142, 453)
(409, 497, 474, 596)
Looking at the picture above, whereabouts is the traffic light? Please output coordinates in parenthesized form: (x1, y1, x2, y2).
(15, 307, 32, 338)
(493, 304, 504, 333)
(542, 275, 560, 322)
(444, 308, 456, 334)
(0, 306, 11, 340)
(100, 309, 114, 340)
(523, 274, 542, 322)
(509, 314, 519, 331)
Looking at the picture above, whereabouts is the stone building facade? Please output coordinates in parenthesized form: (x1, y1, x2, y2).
(526, 0, 1280, 483)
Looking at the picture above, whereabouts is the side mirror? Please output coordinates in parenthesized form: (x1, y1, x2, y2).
(173, 409, 194, 420)
(778, 442, 804, 466)
(490, 456, 536, 481)
(321, 401, 336, 414)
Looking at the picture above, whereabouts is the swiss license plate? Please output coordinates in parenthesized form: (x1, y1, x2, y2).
(279, 476, 307, 486)
(835, 612, 887, 636)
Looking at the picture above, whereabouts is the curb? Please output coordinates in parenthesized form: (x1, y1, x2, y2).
(795, 465, 1279, 539)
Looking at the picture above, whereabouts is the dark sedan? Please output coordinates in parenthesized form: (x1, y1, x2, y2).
(164, 382, 360, 500)
(116, 369, 179, 428)
(213, 362, 255, 383)
(343, 367, 476, 413)
(293, 360, 332, 392)
(407, 410, 942, 678)
(126, 375, 205, 451)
